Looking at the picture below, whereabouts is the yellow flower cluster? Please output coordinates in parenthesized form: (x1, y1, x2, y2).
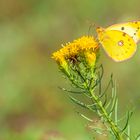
(84, 52, 97, 67)
(52, 36, 99, 67)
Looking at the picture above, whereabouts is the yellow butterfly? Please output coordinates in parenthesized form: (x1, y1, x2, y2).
(96, 21, 140, 62)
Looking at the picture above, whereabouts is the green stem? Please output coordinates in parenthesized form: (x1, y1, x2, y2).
(68, 63, 124, 139)
(89, 89, 124, 140)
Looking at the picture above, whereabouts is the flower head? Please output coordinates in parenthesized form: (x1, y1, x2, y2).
(84, 51, 96, 67)
(52, 36, 99, 77)
(52, 36, 98, 62)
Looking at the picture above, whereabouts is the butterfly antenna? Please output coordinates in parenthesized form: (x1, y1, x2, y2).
(88, 23, 96, 36)
(87, 23, 99, 41)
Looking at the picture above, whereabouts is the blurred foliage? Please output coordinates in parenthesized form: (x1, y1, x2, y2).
(0, 0, 139, 139)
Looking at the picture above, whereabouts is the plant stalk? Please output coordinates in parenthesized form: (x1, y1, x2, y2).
(89, 89, 124, 140)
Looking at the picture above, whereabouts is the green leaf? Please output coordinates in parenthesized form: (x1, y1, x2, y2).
(99, 74, 113, 99)
(77, 112, 93, 122)
(58, 87, 83, 94)
(135, 134, 140, 140)
(115, 98, 118, 125)
(68, 95, 88, 109)
(126, 124, 131, 140)
(121, 111, 133, 133)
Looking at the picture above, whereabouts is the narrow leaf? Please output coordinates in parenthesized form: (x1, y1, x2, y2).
(68, 95, 88, 109)
(99, 74, 113, 99)
(58, 87, 83, 94)
(77, 112, 93, 122)
(115, 99, 118, 125)
(121, 111, 133, 133)
(127, 124, 131, 140)
(135, 134, 140, 140)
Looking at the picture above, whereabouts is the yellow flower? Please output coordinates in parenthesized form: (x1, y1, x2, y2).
(85, 52, 96, 67)
(52, 36, 99, 63)
(52, 51, 69, 74)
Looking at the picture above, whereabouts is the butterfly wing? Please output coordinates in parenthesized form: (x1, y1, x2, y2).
(97, 29, 137, 62)
(106, 21, 140, 43)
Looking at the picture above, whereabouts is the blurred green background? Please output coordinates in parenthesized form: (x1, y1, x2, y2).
(0, 0, 140, 139)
